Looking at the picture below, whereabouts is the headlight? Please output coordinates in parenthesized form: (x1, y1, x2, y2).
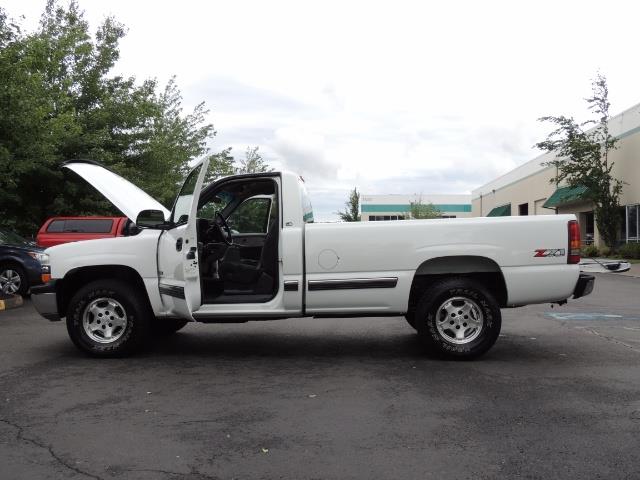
(28, 252, 50, 265)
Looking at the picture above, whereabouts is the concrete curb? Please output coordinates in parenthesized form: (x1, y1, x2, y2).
(0, 294, 23, 311)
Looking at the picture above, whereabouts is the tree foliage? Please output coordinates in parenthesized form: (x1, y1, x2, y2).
(536, 74, 622, 248)
(337, 187, 360, 222)
(410, 198, 440, 219)
(0, 1, 215, 235)
(236, 146, 272, 174)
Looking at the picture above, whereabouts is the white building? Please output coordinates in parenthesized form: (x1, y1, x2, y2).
(471, 102, 640, 247)
(360, 194, 472, 221)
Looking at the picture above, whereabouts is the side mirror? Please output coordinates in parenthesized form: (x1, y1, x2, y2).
(136, 210, 172, 230)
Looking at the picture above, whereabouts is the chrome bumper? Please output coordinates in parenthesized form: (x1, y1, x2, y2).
(31, 281, 60, 321)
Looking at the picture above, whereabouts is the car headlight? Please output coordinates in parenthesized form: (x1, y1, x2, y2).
(28, 252, 50, 265)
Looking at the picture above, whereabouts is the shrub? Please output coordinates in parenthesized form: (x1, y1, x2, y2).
(618, 242, 640, 259)
(599, 246, 611, 257)
(581, 245, 599, 258)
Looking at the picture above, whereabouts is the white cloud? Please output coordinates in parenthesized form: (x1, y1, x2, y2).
(4, 0, 640, 220)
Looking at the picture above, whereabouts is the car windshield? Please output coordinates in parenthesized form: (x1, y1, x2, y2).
(0, 228, 29, 246)
(199, 190, 236, 220)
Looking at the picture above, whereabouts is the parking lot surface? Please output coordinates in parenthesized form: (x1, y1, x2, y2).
(1, 273, 639, 479)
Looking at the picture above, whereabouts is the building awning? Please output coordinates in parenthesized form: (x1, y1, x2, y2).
(543, 185, 589, 209)
(487, 204, 511, 217)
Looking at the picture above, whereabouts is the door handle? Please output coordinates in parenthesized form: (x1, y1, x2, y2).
(176, 238, 183, 252)
(186, 247, 197, 260)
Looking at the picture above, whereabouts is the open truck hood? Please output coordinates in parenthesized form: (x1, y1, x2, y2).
(64, 161, 170, 221)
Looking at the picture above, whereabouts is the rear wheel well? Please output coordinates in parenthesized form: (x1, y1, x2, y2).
(407, 256, 508, 318)
(58, 265, 148, 318)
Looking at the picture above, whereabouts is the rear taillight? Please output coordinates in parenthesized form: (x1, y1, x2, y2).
(568, 220, 581, 264)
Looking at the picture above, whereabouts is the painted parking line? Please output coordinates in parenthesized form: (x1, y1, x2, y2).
(545, 312, 639, 321)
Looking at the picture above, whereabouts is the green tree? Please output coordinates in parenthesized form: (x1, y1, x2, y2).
(410, 197, 441, 219)
(204, 147, 236, 184)
(337, 187, 360, 222)
(0, 1, 215, 235)
(536, 74, 622, 248)
(236, 146, 272, 174)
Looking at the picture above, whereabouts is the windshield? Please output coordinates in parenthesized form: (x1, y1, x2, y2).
(0, 228, 29, 246)
(199, 190, 235, 220)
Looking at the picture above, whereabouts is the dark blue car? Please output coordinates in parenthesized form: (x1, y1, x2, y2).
(0, 228, 47, 295)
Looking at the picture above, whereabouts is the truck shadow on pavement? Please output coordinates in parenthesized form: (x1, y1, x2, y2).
(137, 329, 551, 363)
(40, 320, 558, 364)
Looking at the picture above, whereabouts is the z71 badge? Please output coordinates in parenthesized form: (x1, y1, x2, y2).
(534, 249, 565, 257)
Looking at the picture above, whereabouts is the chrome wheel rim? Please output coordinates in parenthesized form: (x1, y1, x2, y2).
(435, 296, 484, 345)
(82, 297, 128, 344)
(0, 269, 21, 294)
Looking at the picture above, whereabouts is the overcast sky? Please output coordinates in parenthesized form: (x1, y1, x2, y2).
(5, 0, 640, 220)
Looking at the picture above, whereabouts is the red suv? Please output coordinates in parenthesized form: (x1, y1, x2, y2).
(36, 217, 135, 248)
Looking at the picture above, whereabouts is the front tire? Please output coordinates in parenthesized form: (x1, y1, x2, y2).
(0, 264, 28, 295)
(415, 278, 501, 359)
(66, 280, 151, 357)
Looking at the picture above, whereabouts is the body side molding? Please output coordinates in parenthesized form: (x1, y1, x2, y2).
(308, 277, 398, 291)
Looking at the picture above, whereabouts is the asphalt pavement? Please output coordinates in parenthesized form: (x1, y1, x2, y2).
(1, 273, 639, 479)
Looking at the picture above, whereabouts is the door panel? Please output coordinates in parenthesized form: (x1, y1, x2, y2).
(232, 234, 266, 262)
(233, 233, 266, 248)
(157, 159, 209, 318)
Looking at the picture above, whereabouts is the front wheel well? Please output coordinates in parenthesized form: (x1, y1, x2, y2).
(57, 265, 149, 318)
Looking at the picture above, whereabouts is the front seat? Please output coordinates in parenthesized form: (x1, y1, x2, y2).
(220, 219, 278, 292)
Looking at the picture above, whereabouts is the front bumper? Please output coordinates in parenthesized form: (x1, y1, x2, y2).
(31, 280, 60, 321)
(573, 273, 595, 299)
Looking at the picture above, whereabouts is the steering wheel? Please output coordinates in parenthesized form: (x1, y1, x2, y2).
(215, 212, 233, 245)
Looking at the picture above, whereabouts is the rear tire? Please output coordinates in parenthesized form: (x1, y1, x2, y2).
(415, 277, 501, 359)
(66, 280, 151, 357)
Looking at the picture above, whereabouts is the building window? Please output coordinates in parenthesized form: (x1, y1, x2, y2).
(518, 203, 529, 216)
(627, 204, 639, 242)
(581, 211, 595, 245)
(369, 215, 405, 221)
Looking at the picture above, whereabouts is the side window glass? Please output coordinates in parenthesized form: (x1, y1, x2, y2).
(299, 179, 314, 223)
(228, 197, 271, 234)
(47, 220, 65, 232)
(64, 219, 113, 233)
(171, 164, 203, 225)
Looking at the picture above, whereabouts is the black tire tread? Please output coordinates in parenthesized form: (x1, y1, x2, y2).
(415, 277, 501, 359)
(66, 279, 151, 357)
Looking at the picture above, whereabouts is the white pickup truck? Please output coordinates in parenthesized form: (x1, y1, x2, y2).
(31, 159, 594, 359)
